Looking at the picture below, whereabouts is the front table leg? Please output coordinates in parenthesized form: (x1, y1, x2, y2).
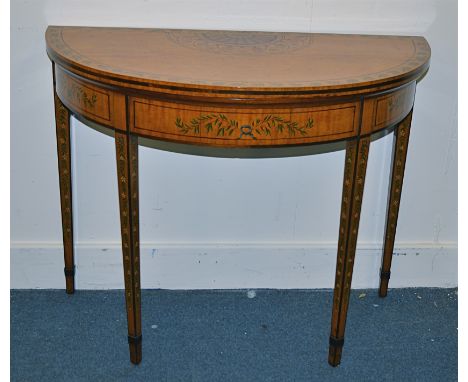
(115, 131, 142, 364)
(328, 137, 370, 367)
(54, 93, 75, 294)
(379, 111, 413, 297)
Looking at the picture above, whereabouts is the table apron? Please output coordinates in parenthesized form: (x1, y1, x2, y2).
(54, 64, 417, 146)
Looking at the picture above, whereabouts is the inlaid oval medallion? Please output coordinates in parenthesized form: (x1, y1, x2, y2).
(164, 29, 313, 55)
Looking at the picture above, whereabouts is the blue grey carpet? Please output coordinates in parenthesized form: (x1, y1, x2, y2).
(11, 288, 457, 382)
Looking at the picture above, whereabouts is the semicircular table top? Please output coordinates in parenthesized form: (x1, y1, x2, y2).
(46, 26, 430, 96)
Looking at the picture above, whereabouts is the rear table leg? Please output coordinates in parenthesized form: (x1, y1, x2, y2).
(379, 111, 413, 297)
(54, 92, 75, 294)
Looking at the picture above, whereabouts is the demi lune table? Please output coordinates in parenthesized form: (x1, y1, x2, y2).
(46, 26, 430, 366)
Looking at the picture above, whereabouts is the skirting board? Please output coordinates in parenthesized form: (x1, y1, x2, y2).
(10, 242, 457, 290)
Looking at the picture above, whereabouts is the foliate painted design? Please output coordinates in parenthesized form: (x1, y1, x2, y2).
(331, 137, 370, 336)
(66, 82, 97, 108)
(116, 134, 132, 311)
(54, 94, 73, 267)
(115, 133, 141, 324)
(340, 137, 370, 314)
(129, 135, 141, 317)
(332, 140, 357, 328)
(379, 112, 412, 296)
(383, 112, 412, 255)
(175, 114, 314, 139)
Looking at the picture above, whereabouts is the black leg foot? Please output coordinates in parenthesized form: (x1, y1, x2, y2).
(328, 336, 344, 367)
(128, 335, 142, 365)
(64, 267, 75, 294)
(379, 270, 391, 297)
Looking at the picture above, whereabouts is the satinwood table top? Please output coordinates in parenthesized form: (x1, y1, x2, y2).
(46, 26, 430, 96)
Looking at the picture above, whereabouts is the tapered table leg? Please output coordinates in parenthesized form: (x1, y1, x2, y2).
(54, 93, 75, 294)
(379, 111, 413, 297)
(115, 131, 142, 364)
(328, 137, 370, 367)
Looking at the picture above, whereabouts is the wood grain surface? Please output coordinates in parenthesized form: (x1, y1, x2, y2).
(128, 97, 360, 146)
(47, 26, 430, 147)
(46, 26, 430, 96)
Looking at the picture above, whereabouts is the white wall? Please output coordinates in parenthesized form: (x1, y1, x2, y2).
(10, 0, 457, 289)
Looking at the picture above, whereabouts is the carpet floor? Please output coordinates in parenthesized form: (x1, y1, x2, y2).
(11, 288, 457, 382)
